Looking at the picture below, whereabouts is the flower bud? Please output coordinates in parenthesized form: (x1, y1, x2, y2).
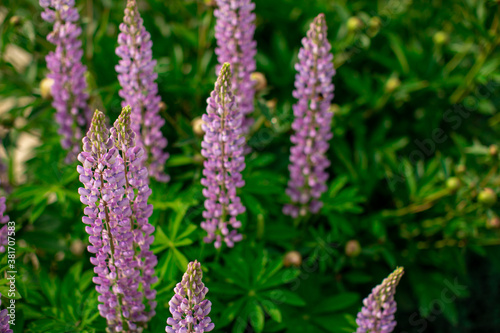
(478, 188, 497, 206)
(283, 250, 302, 267)
(251, 72, 267, 92)
(487, 217, 500, 229)
(9, 16, 21, 26)
(446, 177, 461, 191)
(192, 117, 205, 137)
(489, 144, 498, 156)
(40, 77, 54, 99)
(433, 31, 449, 45)
(347, 17, 363, 31)
(369, 17, 381, 30)
(266, 99, 277, 110)
(329, 104, 340, 113)
(70, 239, 85, 256)
(159, 101, 167, 112)
(455, 164, 466, 174)
(345, 240, 361, 257)
(385, 77, 400, 93)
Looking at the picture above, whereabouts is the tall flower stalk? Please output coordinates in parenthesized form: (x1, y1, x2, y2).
(283, 13, 335, 218)
(0, 197, 10, 253)
(200, 63, 245, 249)
(0, 293, 13, 333)
(77, 107, 157, 332)
(355, 267, 404, 333)
(116, 0, 169, 182)
(40, 0, 90, 162)
(165, 260, 214, 333)
(214, 0, 257, 135)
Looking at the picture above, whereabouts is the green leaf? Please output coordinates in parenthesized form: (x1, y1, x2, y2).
(248, 301, 265, 333)
(261, 289, 306, 306)
(217, 297, 246, 328)
(311, 292, 360, 314)
(258, 296, 282, 323)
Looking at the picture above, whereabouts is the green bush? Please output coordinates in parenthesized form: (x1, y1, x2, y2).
(1, 0, 500, 332)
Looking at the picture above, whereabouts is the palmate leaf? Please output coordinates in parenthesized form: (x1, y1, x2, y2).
(323, 176, 366, 214)
(209, 245, 305, 331)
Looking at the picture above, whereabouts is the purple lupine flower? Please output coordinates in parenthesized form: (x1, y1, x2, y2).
(283, 13, 335, 218)
(214, 0, 257, 134)
(165, 260, 214, 333)
(0, 293, 13, 333)
(0, 197, 10, 253)
(355, 267, 404, 333)
(116, 0, 169, 183)
(78, 108, 157, 332)
(40, 0, 90, 162)
(200, 63, 245, 249)
(110, 106, 158, 321)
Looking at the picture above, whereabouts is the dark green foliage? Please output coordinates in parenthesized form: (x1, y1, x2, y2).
(1, 0, 500, 332)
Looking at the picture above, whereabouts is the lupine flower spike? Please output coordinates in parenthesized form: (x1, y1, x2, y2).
(0, 293, 13, 333)
(283, 13, 336, 218)
(77, 107, 157, 332)
(110, 106, 158, 322)
(200, 63, 246, 248)
(116, 0, 169, 182)
(166, 260, 214, 333)
(40, 0, 90, 162)
(214, 0, 257, 134)
(355, 267, 405, 333)
(0, 197, 10, 253)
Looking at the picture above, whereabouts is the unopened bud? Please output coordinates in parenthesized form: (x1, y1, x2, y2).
(192, 117, 205, 137)
(283, 251, 302, 267)
(347, 17, 363, 31)
(251, 72, 267, 92)
(159, 101, 167, 112)
(345, 240, 361, 257)
(446, 177, 461, 191)
(385, 77, 400, 93)
(433, 31, 449, 45)
(40, 77, 54, 99)
(478, 188, 497, 206)
(487, 217, 500, 229)
(489, 144, 498, 156)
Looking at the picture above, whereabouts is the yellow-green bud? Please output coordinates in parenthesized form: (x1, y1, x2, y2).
(455, 165, 466, 174)
(385, 77, 401, 93)
(251, 72, 267, 92)
(478, 188, 497, 206)
(369, 17, 382, 30)
(40, 77, 54, 99)
(433, 31, 449, 45)
(489, 144, 498, 156)
(446, 177, 461, 191)
(347, 17, 363, 31)
(345, 240, 361, 257)
(9, 16, 21, 26)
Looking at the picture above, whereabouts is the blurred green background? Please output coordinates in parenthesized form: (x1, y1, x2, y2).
(1, 0, 500, 332)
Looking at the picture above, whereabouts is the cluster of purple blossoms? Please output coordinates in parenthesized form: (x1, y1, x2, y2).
(40, 0, 90, 162)
(355, 267, 405, 333)
(77, 107, 158, 332)
(166, 260, 214, 333)
(0, 197, 10, 253)
(200, 63, 246, 249)
(116, 0, 169, 183)
(0, 293, 12, 333)
(214, 0, 257, 134)
(283, 13, 335, 218)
